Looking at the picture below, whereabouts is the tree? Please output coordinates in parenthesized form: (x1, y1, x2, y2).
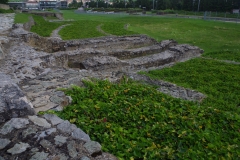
(0, 0, 8, 4)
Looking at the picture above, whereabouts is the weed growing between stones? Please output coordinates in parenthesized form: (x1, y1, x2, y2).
(43, 77, 240, 159)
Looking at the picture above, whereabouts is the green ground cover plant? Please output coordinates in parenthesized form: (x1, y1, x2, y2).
(44, 77, 240, 159)
(59, 20, 105, 40)
(101, 22, 136, 36)
(203, 50, 240, 62)
(31, 15, 66, 37)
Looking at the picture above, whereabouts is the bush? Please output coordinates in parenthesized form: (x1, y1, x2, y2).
(0, 8, 14, 13)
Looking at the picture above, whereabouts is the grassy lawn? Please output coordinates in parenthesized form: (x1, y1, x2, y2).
(31, 15, 67, 37)
(61, 10, 240, 53)
(59, 20, 105, 40)
(203, 50, 240, 62)
(14, 13, 31, 23)
(14, 11, 240, 54)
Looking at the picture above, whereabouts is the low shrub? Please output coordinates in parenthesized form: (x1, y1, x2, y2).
(0, 8, 14, 13)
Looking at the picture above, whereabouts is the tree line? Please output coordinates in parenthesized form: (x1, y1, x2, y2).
(71, 0, 240, 12)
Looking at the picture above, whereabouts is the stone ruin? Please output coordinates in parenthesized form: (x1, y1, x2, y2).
(0, 13, 206, 159)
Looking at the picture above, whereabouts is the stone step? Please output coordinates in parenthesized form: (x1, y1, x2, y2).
(64, 35, 157, 52)
(107, 39, 177, 60)
(41, 40, 177, 69)
(127, 44, 203, 70)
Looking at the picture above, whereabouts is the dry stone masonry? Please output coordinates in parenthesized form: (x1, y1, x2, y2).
(0, 13, 206, 159)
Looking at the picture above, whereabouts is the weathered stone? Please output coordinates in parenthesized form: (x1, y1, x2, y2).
(43, 114, 64, 125)
(7, 142, 30, 155)
(31, 148, 39, 153)
(67, 141, 78, 158)
(50, 95, 64, 104)
(57, 120, 77, 134)
(84, 141, 102, 156)
(66, 96, 72, 104)
(0, 156, 5, 160)
(34, 128, 56, 141)
(54, 91, 65, 97)
(34, 102, 58, 113)
(0, 138, 10, 149)
(72, 128, 90, 142)
(22, 126, 38, 138)
(81, 156, 90, 160)
(51, 154, 69, 160)
(46, 127, 56, 134)
(54, 135, 68, 146)
(82, 56, 129, 72)
(129, 73, 206, 102)
(40, 139, 52, 149)
(30, 152, 49, 160)
(32, 96, 49, 108)
(28, 115, 51, 128)
(0, 81, 35, 124)
(50, 105, 63, 111)
(0, 118, 29, 135)
(0, 45, 4, 60)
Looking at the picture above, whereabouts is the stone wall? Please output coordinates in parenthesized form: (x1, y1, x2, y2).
(0, 73, 117, 160)
(0, 4, 10, 10)
(128, 73, 206, 102)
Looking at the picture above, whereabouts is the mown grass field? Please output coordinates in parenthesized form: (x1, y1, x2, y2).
(15, 11, 240, 53)
(61, 10, 240, 53)
(15, 11, 240, 159)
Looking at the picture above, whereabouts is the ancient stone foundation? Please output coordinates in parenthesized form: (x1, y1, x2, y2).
(0, 13, 206, 159)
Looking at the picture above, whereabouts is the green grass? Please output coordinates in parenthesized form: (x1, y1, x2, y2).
(14, 13, 30, 23)
(14, 11, 240, 53)
(61, 10, 240, 53)
(31, 15, 66, 37)
(203, 51, 240, 62)
(59, 20, 105, 40)
(44, 77, 240, 159)
(101, 22, 136, 36)
(141, 58, 240, 111)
